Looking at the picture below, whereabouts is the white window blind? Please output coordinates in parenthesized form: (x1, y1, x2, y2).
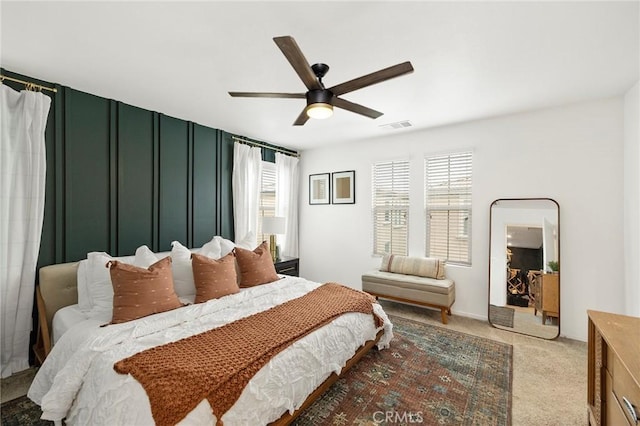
(425, 152, 472, 265)
(257, 161, 276, 245)
(372, 160, 410, 256)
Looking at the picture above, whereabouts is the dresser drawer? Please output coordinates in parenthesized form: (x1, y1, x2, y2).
(608, 390, 633, 426)
(612, 356, 640, 425)
(606, 368, 629, 426)
(588, 311, 640, 426)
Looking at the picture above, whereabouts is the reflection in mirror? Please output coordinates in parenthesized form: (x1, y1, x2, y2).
(488, 198, 560, 339)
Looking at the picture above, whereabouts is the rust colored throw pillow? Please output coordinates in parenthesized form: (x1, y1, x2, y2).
(107, 256, 183, 324)
(191, 252, 239, 303)
(234, 241, 280, 287)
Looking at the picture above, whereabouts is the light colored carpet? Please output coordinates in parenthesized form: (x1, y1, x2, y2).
(1, 301, 587, 425)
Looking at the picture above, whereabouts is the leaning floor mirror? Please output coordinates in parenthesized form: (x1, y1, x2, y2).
(488, 198, 560, 339)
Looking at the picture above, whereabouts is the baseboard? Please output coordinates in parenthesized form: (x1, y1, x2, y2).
(452, 310, 487, 321)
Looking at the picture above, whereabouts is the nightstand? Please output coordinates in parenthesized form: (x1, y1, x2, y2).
(274, 257, 299, 277)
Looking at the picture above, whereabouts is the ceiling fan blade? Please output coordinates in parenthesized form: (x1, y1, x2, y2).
(328, 61, 414, 96)
(293, 108, 310, 126)
(228, 92, 305, 99)
(273, 36, 321, 91)
(333, 97, 383, 119)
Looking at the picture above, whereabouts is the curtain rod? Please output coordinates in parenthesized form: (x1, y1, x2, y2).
(0, 74, 57, 93)
(232, 136, 299, 158)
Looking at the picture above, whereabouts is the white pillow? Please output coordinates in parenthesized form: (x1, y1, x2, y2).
(170, 240, 222, 299)
(77, 245, 160, 314)
(216, 231, 256, 256)
(200, 237, 222, 259)
(135, 245, 161, 266)
(76, 259, 90, 311)
(170, 241, 196, 299)
(77, 253, 132, 313)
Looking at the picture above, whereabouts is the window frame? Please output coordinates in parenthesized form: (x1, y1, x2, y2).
(424, 151, 473, 266)
(372, 159, 410, 256)
(257, 160, 276, 245)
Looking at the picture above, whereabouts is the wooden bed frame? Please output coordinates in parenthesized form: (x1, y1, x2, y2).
(34, 261, 383, 425)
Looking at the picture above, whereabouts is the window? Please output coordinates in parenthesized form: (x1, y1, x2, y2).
(372, 160, 410, 256)
(257, 161, 276, 245)
(425, 152, 472, 265)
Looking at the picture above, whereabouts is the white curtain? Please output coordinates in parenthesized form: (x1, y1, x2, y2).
(1, 85, 51, 378)
(275, 153, 300, 257)
(232, 142, 262, 241)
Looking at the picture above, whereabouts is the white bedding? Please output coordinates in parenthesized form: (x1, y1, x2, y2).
(51, 305, 87, 345)
(52, 298, 194, 345)
(29, 276, 393, 425)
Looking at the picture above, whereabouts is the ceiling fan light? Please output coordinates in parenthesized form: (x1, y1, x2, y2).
(306, 103, 333, 119)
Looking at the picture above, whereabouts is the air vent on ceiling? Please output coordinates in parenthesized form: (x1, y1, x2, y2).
(379, 120, 412, 130)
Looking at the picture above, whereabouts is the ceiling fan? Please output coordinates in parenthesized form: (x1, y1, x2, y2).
(229, 36, 414, 126)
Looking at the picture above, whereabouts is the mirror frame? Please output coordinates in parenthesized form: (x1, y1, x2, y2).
(488, 197, 560, 339)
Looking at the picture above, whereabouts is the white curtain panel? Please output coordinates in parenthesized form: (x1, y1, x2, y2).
(232, 142, 262, 242)
(275, 153, 300, 257)
(1, 85, 51, 378)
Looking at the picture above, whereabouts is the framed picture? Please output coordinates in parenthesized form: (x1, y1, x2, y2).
(309, 173, 330, 205)
(332, 170, 355, 204)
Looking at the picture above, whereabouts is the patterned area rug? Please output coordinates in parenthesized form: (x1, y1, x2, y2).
(294, 315, 513, 425)
(0, 315, 512, 426)
(490, 304, 515, 328)
(0, 395, 52, 425)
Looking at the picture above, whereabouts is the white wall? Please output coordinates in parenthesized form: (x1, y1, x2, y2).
(299, 97, 625, 341)
(624, 81, 640, 317)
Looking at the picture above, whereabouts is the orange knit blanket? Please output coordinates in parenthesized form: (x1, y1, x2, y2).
(113, 283, 382, 426)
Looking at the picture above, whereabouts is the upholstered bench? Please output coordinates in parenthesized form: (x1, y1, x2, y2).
(362, 255, 455, 324)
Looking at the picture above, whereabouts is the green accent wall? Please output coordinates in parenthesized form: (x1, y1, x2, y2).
(64, 90, 112, 261)
(2, 68, 294, 266)
(193, 124, 219, 247)
(159, 115, 190, 250)
(116, 102, 156, 255)
(1, 68, 294, 266)
(56, 89, 238, 261)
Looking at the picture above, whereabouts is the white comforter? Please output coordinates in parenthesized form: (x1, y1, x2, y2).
(28, 276, 393, 425)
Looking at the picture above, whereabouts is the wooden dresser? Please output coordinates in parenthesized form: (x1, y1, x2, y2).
(532, 273, 559, 323)
(587, 310, 640, 425)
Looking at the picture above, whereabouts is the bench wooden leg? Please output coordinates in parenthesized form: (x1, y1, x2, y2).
(440, 308, 448, 324)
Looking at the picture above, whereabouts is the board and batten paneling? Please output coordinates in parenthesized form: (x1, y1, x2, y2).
(193, 124, 219, 248)
(64, 95, 236, 260)
(3, 68, 293, 267)
(64, 88, 112, 262)
(117, 102, 156, 255)
(159, 114, 190, 251)
(1, 69, 239, 266)
(219, 131, 235, 239)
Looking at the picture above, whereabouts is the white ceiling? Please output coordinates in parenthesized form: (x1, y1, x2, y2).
(1, 1, 638, 151)
(507, 226, 542, 250)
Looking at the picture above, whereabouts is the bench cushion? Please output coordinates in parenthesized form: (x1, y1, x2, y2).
(362, 270, 455, 308)
(380, 255, 445, 279)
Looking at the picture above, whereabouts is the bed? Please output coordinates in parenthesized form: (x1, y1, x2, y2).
(28, 244, 393, 426)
